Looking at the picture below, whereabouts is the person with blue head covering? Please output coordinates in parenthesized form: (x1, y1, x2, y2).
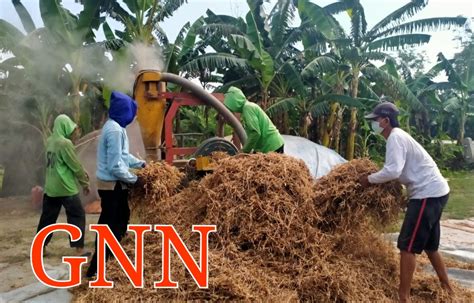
(86, 91, 145, 278)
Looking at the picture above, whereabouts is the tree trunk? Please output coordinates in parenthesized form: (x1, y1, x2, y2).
(217, 115, 224, 137)
(332, 107, 344, 153)
(346, 70, 359, 160)
(261, 88, 269, 110)
(421, 109, 430, 137)
(299, 112, 311, 138)
(331, 84, 345, 152)
(308, 116, 319, 143)
(322, 103, 339, 147)
(72, 81, 81, 124)
(318, 115, 326, 144)
(458, 110, 466, 144)
(346, 108, 358, 160)
(272, 111, 288, 135)
(282, 111, 289, 134)
(406, 119, 410, 134)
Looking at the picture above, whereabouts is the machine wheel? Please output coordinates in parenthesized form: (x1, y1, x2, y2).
(193, 137, 239, 157)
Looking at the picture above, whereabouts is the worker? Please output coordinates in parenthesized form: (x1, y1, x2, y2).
(224, 86, 284, 153)
(86, 91, 146, 278)
(36, 114, 90, 256)
(358, 102, 453, 302)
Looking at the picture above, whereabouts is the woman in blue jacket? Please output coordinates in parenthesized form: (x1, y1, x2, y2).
(86, 91, 145, 278)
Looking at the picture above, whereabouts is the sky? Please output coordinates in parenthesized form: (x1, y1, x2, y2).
(1, 0, 473, 68)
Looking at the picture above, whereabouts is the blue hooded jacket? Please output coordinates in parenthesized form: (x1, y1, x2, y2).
(96, 91, 144, 183)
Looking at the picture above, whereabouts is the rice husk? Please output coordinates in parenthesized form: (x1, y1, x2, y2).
(74, 155, 473, 302)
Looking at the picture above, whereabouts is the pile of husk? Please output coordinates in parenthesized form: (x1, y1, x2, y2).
(129, 161, 184, 218)
(313, 158, 405, 232)
(74, 155, 473, 302)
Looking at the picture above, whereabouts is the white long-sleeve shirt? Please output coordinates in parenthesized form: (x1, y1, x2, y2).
(368, 128, 449, 199)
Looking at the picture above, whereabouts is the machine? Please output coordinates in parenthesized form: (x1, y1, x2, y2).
(132, 70, 247, 171)
(73, 71, 346, 206)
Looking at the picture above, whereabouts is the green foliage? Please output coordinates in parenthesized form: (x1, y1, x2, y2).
(367, 34, 431, 51)
(298, 0, 343, 41)
(411, 132, 466, 170)
(12, 0, 36, 33)
(1, 0, 472, 179)
(177, 107, 233, 147)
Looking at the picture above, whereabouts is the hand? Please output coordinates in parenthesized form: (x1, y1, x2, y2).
(134, 176, 145, 188)
(358, 175, 370, 188)
(83, 187, 90, 196)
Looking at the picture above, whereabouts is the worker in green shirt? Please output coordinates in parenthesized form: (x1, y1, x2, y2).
(224, 86, 284, 153)
(36, 114, 90, 256)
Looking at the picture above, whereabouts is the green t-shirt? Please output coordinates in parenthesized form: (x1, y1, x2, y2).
(224, 86, 284, 153)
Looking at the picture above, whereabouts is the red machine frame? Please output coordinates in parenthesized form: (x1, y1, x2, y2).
(158, 92, 227, 164)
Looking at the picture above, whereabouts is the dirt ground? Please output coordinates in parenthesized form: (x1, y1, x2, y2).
(0, 196, 99, 292)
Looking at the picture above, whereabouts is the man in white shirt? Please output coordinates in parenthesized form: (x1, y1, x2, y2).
(359, 102, 453, 302)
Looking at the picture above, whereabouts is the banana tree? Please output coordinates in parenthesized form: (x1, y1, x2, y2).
(396, 57, 443, 136)
(424, 53, 473, 143)
(196, 0, 338, 110)
(267, 61, 365, 143)
(100, 0, 188, 45)
(109, 0, 158, 44)
(308, 0, 468, 159)
(39, 0, 106, 125)
(221, 0, 277, 109)
(0, 0, 120, 133)
(97, 0, 197, 85)
(301, 54, 349, 148)
(167, 17, 247, 78)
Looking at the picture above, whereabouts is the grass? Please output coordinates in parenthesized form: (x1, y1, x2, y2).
(442, 170, 474, 219)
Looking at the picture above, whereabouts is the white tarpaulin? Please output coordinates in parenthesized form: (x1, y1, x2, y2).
(282, 135, 347, 179)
